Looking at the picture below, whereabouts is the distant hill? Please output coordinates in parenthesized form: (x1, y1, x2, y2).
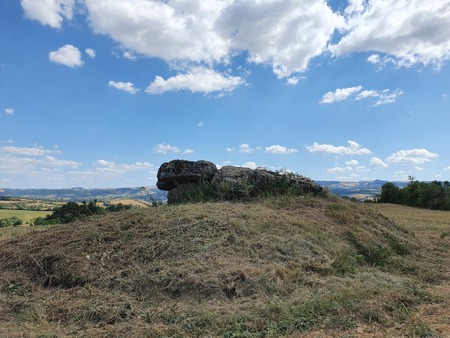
(0, 186, 167, 202)
(318, 180, 408, 200)
(0, 181, 408, 202)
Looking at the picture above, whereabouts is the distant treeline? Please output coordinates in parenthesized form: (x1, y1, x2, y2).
(378, 179, 450, 210)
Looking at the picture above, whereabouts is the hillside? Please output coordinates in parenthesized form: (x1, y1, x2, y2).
(0, 196, 448, 337)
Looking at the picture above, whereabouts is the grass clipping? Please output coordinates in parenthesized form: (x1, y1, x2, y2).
(0, 195, 447, 337)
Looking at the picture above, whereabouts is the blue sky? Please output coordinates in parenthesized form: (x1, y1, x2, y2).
(1, 0, 449, 189)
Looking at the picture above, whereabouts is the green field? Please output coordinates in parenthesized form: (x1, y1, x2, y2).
(0, 209, 51, 223)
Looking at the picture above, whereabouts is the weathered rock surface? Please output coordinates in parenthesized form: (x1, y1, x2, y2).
(157, 160, 217, 191)
(213, 166, 277, 185)
(157, 159, 323, 199)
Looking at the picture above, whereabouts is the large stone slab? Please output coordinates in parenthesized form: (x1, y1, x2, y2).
(157, 160, 217, 191)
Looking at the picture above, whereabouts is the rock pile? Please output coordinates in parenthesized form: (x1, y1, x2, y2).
(156, 159, 323, 203)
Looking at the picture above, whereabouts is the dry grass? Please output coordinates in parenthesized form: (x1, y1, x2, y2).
(106, 199, 151, 208)
(0, 197, 448, 337)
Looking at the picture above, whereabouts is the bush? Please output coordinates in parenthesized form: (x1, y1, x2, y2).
(0, 216, 23, 228)
(33, 201, 106, 225)
(168, 174, 320, 204)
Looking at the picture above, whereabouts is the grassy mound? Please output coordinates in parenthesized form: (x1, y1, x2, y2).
(0, 195, 447, 337)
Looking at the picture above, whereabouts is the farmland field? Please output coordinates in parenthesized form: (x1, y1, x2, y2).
(0, 209, 51, 223)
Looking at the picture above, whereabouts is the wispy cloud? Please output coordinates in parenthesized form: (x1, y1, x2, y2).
(321, 85, 403, 105)
(265, 145, 298, 154)
(153, 144, 180, 154)
(4, 108, 15, 115)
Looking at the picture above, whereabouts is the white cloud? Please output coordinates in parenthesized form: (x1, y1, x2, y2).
(320, 86, 362, 104)
(444, 166, 450, 171)
(1, 146, 59, 156)
(4, 108, 15, 115)
(0, 153, 80, 176)
(415, 166, 425, 171)
(226, 147, 236, 152)
(286, 76, 301, 86)
(183, 149, 194, 155)
(146, 67, 244, 95)
(108, 80, 140, 94)
(83, 0, 344, 79)
(21, 0, 75, 29)
(95, 160, 153, 173)
(373, 89, 404, 106)
(327, 166, 353, 174)
(84, 0, 231, 64)
(306, 140, 371, 156)
(197, 121, 204, 128)
(49, 44, 83, 67)
(370, 157, 389, 168)
(239, 144, 254, 154)
(216, 0, 344, 78)
(242, 162, 258, 170)
(332, 1, 450, 68)
(321, 86, 403, 105)
(386, 149, 439, 165)
(85, 48, 96, 59)
(345, 160, 359, 166)
(123, 51, 137, 61)
(153, 144, 180, 154)
(265, 145, 298, 154)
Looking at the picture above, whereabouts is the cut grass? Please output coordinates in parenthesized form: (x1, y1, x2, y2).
(0, 197, 448, 337)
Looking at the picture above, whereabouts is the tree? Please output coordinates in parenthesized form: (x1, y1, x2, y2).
(379, 182, 400, 203)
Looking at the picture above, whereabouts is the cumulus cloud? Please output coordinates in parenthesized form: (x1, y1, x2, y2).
(183, 149, 194, 155)
(21, 0, 75, 29)
(49, 44, 83, 67)
(370, 157, 389, 168)
(146, 67, 244, 95)
(153, 144, 180, 154)
(216, 0, 344, 78)
(321, 86, 403, 105)
(332, 1, 450, 68)
(386, 149, 439, 165)
(306, 140, 371, 156)
(23, 0, 450, 84)
(239, 144, 254, 154)
(320, 86, 362, 104)
(4, 108, 15, 115)
(85, 48, 96, 59)
(108, 80, 140, 94)
(265, 145, 298, 154)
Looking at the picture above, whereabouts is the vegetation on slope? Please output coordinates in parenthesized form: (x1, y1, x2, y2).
(0, 195, 448, 337)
